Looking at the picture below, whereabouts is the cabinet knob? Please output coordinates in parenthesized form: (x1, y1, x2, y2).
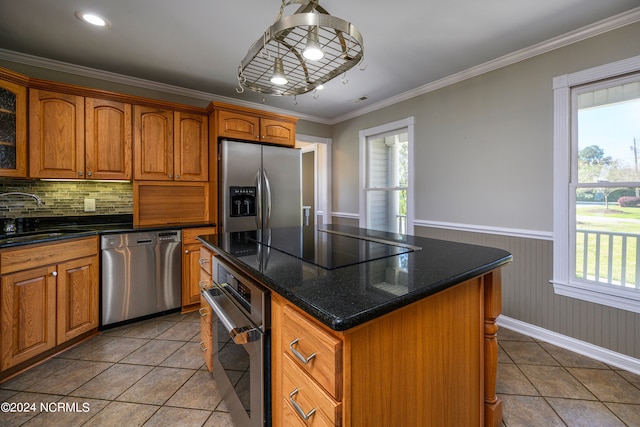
(168, 174, 173, 179)
(87, 171, 92, 177)
(185, 249, 189, 254)
(51, 271, 58, 277)
(176, 175, 180, 179)
(78, 171, 83, 177)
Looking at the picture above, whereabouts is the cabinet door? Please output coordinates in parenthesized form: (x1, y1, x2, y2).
(0, 79, 27, 177)
(0, 266, 57, 370)
(56, 255, 99, 344)
(86, 98, 132, 180)
(182, 242, 203, 310)
(29, 89, 85, 179)
(260, 118, 296, 147)
(175, 112, 208, 181)
(217, 110, 259, 141)
(133, 105, 174, 180)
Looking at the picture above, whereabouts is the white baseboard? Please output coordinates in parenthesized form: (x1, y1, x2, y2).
(497, 315, 640, 375)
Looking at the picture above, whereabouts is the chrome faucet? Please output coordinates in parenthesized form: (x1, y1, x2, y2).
(0, 192, 45, 206)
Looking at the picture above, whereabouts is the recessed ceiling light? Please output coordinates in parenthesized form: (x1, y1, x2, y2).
(75, 11, 111, 28)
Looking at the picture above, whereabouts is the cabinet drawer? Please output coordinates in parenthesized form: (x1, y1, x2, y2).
(282, 305, 342, 400)
(0, 236, 98, 275)
(182, 227, 216, 245)
(282, 354, 341, 427)
(199, 245, 213, 276)
(199, 294, 213, 372)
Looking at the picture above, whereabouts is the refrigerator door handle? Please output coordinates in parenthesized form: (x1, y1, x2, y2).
(263, 169, 272, 229)
(255, 168, 262, 229)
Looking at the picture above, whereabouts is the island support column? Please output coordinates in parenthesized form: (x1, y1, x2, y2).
(484, 269, 502, 427)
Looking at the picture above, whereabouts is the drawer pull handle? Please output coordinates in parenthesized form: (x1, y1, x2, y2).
(199, 258, 209, 266)
(199, 280, 211, 290)
(289, 339, 316, 364)
(289, 388, 316, 421)
(198, 307, 208, 317)
(199, 342, 208, 352)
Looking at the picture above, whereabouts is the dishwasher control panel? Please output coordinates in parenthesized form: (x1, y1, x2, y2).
(158, 231, 180, 242)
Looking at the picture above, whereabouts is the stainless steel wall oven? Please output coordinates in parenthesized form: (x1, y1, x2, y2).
(201, 253, 270, 427)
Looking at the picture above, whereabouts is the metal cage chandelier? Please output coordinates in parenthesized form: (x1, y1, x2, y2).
(237, 0, 364, 96)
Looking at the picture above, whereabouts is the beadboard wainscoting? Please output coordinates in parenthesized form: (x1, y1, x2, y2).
(414, 223, 640, 365)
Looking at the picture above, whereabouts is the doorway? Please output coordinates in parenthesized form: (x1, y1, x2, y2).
(296, 134, 331, 226)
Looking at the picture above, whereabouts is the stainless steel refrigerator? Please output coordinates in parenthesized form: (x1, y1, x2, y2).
(219, 139, 302, 233)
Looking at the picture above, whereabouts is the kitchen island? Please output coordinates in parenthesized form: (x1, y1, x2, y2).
(198, 225, 512, 427)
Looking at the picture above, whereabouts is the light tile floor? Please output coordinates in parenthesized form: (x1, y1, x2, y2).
(1, 311, 639, 426)
(0, 311, 236, 427)
(498, 327, 640, 427)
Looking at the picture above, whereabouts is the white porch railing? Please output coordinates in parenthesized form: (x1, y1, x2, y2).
(577, 229, 640, 289)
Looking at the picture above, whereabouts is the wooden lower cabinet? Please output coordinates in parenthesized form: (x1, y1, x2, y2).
(0, 266, 57, 370)
(271, 270, 503, 427)
(0, 237, 99, 376)
(197, 245, 214, 371)
(56, 255, 99, 344)
(199, 294, 213, 372)
(181, 227, 215, 313)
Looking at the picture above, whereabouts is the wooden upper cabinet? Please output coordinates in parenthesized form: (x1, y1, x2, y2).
(175, 112, 208, 181)
(85, 98, 132, 180)
(29, 89, 133, 180)
(216, 108, 297, 147)
(133, 105, 174, 180)
(29, 89, 85, 179)
(134, 106, 207, 181)
(0, 78, 27, 178)
(217, 109, 260, 142)
(260, 117, 296, 147)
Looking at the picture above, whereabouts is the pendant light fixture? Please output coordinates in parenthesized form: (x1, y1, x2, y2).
(270, 57, 288, 85)
(302, 7, 324, 61)
(237, 0, 364, 96)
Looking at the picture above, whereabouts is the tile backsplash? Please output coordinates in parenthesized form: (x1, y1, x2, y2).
(0, 178, 133, 218)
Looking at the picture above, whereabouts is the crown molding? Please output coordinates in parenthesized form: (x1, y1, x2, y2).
(1, 6, 639, 126)
(333, 6, 640, 125)
(0, 48, 327, 124)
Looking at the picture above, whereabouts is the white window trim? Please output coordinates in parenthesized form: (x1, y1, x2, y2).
(552, 54, 640, 314)
(359, 117, 415, 235)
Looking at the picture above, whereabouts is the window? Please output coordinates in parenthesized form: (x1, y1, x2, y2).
(359, 117, 414, 235)
(553, 55, 640, 313)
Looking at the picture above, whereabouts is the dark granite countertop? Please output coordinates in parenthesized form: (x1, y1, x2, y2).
(0, 214, 216, 248)
(197, 224, 512, 331)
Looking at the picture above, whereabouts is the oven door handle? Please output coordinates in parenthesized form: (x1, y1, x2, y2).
(204, 286, 262, 345)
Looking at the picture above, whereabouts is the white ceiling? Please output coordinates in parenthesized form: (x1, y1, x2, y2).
(0, 0, 639, 123)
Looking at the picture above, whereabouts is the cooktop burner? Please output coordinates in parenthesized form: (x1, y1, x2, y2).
(249, 227, 415, 270)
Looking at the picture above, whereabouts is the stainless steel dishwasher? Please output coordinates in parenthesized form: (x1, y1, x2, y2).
(101, 230, 182, 326)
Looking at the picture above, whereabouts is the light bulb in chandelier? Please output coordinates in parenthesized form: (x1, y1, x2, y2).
(303, 26, 324, 61)
(270, 57, 288, 85)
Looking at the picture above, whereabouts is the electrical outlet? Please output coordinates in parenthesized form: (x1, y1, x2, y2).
(84, 198, 96, 212)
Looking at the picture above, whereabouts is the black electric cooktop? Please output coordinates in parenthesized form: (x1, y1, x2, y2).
(246, 226, 416, 270)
